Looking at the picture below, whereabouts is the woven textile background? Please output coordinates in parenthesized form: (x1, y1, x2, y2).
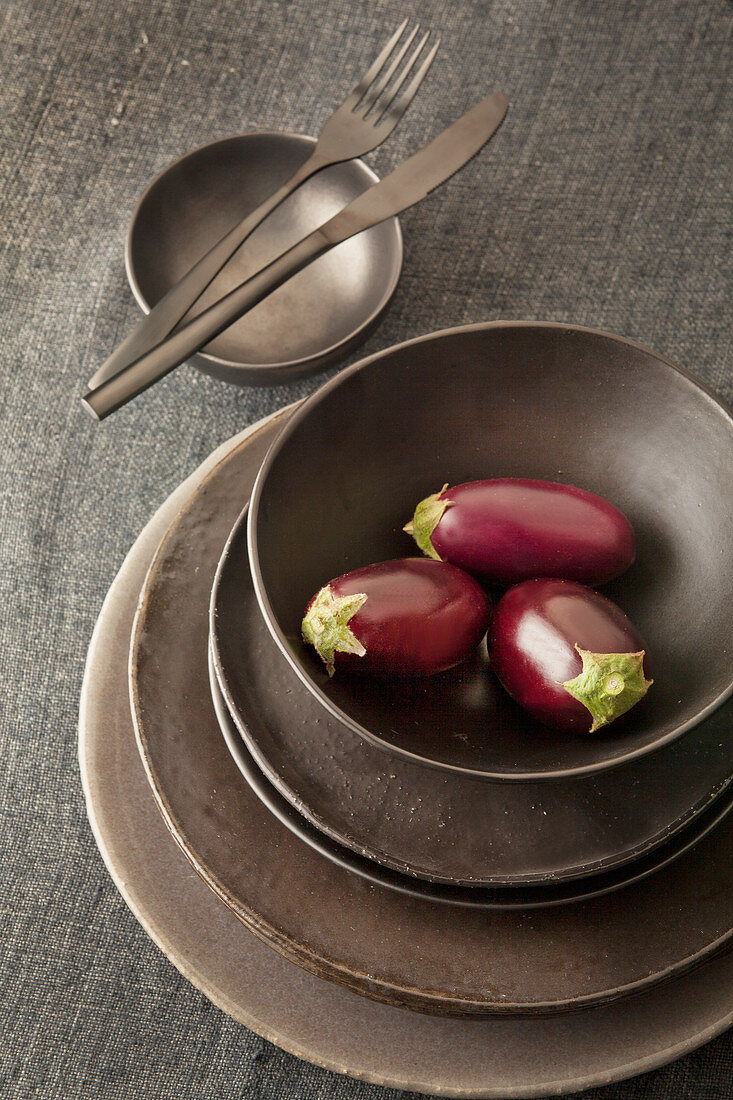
(1, 0, 731, 1096)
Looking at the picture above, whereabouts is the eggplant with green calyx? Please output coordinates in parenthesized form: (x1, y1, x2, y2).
(302, 558, 491, 677)
(404, 478, 635, 586)
(488, 578, 652, 734)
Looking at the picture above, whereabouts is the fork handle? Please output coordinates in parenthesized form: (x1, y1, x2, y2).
(86, 148, 328, 390)
(82, 228, 331, 420)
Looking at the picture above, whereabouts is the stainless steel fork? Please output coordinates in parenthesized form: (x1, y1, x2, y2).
(88, 22, 439, 388)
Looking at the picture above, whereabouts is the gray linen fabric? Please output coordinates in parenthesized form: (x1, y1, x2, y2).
(1, 0, 731, 1096)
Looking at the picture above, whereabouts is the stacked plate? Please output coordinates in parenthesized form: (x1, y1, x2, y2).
(129, 322, 733, 1026)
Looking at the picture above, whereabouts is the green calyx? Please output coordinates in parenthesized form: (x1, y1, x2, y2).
(403, 484, 452, 560)
(562, 646, 653, 733)
(301, 585, 368, 677)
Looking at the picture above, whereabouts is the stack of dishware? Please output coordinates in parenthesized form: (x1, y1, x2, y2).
(129, 321, 733, 1018)
(80, 23, 733, 1077)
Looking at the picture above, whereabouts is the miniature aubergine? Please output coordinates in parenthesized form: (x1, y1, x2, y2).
(302, 558, 491, 677)
(489, 578, 652, 734)
(404, 478, 635, 585)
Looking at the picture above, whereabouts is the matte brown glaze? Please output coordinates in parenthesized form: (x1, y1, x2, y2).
(131, 404, 733, 1016)
(126, 132, 402, 384)
(248, 322, 733, 778)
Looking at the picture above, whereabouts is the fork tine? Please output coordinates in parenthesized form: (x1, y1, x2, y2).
(373, 31, 431, 115)
(356, 24, 420, 115)
(346, 20, 409, 107)
(376, 36, 440, 126)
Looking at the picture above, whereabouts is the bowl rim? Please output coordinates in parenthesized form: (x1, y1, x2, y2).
(124, 130, 404, 376)
(247, 319, 733, 781)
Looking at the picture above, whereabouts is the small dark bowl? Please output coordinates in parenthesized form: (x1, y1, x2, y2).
(126, 132, 402, 385)
(248, 322, 733, 780)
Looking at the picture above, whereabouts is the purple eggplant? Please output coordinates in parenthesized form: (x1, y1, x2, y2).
(404, 479, 635, 585)
(489, 578, 652, 733)
(302, 558, 491, 677)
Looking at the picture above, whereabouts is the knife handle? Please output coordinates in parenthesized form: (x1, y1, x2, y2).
(86, 151, 326, 391)
(82, 229, 330, 420)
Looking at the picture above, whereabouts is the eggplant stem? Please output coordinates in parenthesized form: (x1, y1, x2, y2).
(562, 645, 652, 733)
(404, 483, 452, 560)
(302, 585, 368, 676)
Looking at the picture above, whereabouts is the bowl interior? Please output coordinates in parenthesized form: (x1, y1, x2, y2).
(126, 132, 402, 377)
(249, 323, 733, 778)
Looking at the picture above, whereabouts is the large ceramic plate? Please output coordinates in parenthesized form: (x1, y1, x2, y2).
(129, 409, 733, 1016)
(80, 414, 733, 1097)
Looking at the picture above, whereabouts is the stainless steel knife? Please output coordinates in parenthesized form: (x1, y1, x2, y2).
(82, 91, 508, 420)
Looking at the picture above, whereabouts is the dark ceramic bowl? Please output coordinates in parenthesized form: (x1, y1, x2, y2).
(126, 132, 402, 385)
(248, 322, 733, 780)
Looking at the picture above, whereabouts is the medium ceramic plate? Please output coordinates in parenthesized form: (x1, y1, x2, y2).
(211, 499, 733, 887)
(210, 642, 733, 909)
(129, 410, 733, 1016)
(126, 132, 402, 385)
(80, 413, 733, 1096)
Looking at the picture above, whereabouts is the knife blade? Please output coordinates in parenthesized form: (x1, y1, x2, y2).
(319, 90, 508, 245)
(82, 91, 508, 419)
